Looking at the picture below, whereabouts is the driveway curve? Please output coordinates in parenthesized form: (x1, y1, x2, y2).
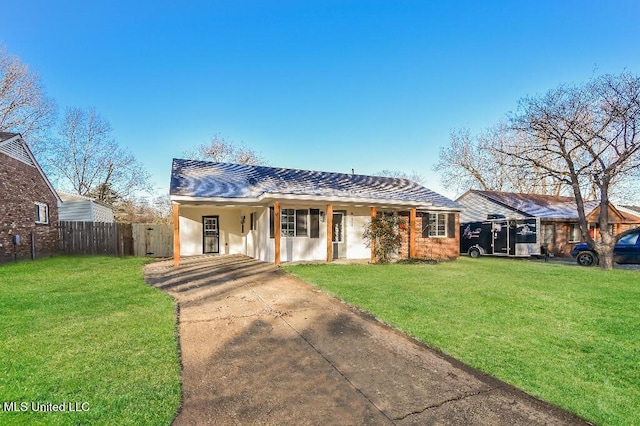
(144, 255, 588, 425)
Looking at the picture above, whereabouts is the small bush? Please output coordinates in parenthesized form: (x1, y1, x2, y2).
(363, 213, 406, 263)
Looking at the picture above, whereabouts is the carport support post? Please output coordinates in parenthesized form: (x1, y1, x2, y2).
(274, 201, 281, 265)
(326, 204, 333, 262)
(409, 208, 417, 259)
(173, 203, 180, 266)
(370, 207, 376, 263)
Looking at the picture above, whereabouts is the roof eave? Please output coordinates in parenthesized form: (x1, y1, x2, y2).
(171, 192, 459, 211)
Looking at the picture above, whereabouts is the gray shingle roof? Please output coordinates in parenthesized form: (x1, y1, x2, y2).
(170, 159, 459, 209)
(469, 190, 599, 220)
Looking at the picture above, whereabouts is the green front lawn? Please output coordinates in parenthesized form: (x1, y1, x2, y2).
(0, 257, 181, 426)
(284, 258, 640, 426)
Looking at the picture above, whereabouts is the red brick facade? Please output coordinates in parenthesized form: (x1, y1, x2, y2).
(398, 212, 460, 261)
(0, 153, 59, 262)
(545, 220, 640, 257)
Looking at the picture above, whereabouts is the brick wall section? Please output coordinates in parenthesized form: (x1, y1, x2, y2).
(0, 153, 59, 262)
(554, 223, 570, 256)
(398, 212, 459, 261)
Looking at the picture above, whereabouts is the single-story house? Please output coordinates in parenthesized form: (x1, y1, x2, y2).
(169, 159, 461, 265)
(457, 190, 640, 257)
(57, 191, 115, 223)
(0, 132, 61, 262)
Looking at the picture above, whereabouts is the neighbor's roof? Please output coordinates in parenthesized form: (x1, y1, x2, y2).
(621, 205, 640, 215)
(464, 190, 600, 220)
(619, 205, 640, 221)
(170, 159, 460, 209)
(57, 191, 114, 210)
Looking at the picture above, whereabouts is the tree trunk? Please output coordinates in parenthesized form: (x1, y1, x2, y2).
(597, 244, 615, 270)
(597, 176, 615, 270)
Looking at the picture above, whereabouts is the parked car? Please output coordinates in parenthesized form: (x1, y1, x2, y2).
(570, 231, 640, 266)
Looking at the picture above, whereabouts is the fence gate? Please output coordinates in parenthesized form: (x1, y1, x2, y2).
(132, 224, 173, 257)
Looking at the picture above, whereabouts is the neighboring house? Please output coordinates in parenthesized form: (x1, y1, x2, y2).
(58, 191, 115, 223)
(457, 190, 640, 257)
(0, 132, 61, 262)
(170, 159, 461, 265)
(619, 206, 640, 227)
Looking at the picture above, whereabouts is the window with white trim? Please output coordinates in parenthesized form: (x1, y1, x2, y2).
(281, 209, 295, 236)
(428, 212, 446, 237)
(35, 202, 49, 224)
(569, 224, 581, 242)
(281, 209, 308, 237)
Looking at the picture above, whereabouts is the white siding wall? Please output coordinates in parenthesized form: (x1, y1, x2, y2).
(59, 199, 114, 222)
(344, 207, 371, 260)
(179, 203, 373, 262)
(58, 200, 93, 221)
(278, 204, 326, 262)
(255, 208, 274, 262)
(92, 203, 115, 223)
(179, 206, 246, 256)
(457, 192, 525, 223)
(179, 208, 204, 256)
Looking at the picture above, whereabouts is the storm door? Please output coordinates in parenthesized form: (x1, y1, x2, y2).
(332, 212, 346, 259)
(203, 216, 220, 254)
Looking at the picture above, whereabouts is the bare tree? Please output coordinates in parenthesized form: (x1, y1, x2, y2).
(435, 124, 572, 196)
(507, 72, 640, 269)
(114, 195, 172, 224)
(374, 169, 425, 184)
(43, 107, 152, 201)
(0, 46, 56, 146)
(186, 134, 266, 165)
(435, 127, 498, 193)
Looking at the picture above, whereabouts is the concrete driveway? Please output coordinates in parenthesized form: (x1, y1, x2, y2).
(144, 255, 588, 425)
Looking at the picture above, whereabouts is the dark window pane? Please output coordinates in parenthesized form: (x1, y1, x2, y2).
(269, 207, 274, 239)
(310, 209, 320, 238)
(296, 210, 308, 237)
(447, 213, 455, 238)
(421, 212, 429, 238)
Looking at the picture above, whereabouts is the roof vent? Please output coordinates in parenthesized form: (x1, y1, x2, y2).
(0, 138, 35, 166)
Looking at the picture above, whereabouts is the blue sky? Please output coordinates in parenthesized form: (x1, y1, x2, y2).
(2, 1, 640, 199)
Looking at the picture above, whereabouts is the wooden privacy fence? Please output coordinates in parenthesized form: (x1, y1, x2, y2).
(59, 221, 133, 256)
(58, 221, 172, 257)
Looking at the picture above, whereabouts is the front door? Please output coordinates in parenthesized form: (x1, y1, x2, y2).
(203, 216, 220, 254)
(332, 212, 345, 259)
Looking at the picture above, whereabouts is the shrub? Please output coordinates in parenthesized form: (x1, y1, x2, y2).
(363, 213, 406, 263)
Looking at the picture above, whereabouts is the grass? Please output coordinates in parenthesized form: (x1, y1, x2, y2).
(284, 257, 640, 426)
(0, 256, 181, 426)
